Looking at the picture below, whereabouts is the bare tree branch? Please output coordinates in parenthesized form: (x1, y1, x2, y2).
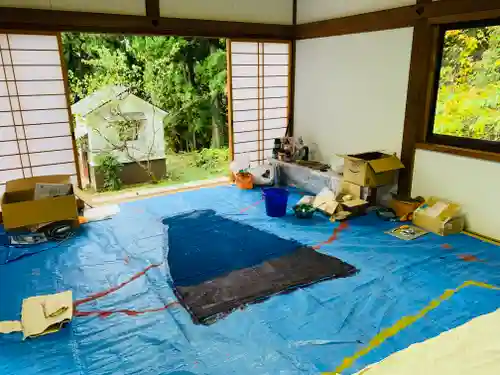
(91, 102, 161, 183)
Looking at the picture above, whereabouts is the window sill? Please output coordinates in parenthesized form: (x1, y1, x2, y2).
(416, 143, 500, 163)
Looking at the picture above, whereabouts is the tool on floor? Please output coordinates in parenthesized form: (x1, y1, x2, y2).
(386, 225, 428, 241)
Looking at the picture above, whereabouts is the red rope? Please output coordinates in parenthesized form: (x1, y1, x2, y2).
(312, 222, 349, 250)
(239, 198, 264, 214)
(74, 301, 180, 319)
(73, 262, 179, 319)
(74, 263, 163, 307)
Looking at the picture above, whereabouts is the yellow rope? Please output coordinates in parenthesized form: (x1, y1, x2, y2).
(323, 280, 500, 375)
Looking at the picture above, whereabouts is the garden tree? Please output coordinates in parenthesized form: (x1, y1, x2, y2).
(61, 33, 147, 103)
(197, 44, 227, 148)
(129, 36, 227, 151)
(435, 25, 500, 141)
(61, 33, 227, 151)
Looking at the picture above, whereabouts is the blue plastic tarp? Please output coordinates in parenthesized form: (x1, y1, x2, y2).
(1, 186, 499, 375)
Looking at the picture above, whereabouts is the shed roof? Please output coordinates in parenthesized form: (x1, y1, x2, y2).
(72, 84, 168, 118)
(72, 85, 129, 117)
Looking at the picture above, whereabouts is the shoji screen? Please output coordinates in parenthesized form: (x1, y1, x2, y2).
(229, 41, 290, 166)
(0, 33, 78, 196)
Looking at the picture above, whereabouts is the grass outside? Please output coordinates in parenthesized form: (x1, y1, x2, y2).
(93, 148, 230, 196)
(165, 149, 229, 184)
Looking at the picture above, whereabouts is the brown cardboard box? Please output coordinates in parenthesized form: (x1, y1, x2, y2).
(336, 181, 369, 218)
(339, 152, 404, 187)
(413, 197, 465, 236)
(338, 181, 363, 199)
(1, 175, 78, 231)
(312, 182, 369, 220)
(341, 198, 369, 216)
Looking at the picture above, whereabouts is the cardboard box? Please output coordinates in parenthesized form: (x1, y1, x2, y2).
(339, 152, 404, 187)
(312, 181, 370, 220)
(341, 198, 369, 216)
(1, 175, 78, 231)
(338, 181, 362, 200)
(413, 197, 465, 236)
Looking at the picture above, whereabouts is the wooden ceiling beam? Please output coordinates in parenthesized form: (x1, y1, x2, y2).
(295, 5, 422, 39)
(0, 7, 293, 40)
(2, 0, 500, 40)
(296, 0, 500, 39)
(423, 0, 500, 24)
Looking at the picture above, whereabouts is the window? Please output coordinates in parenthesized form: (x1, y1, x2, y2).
(228, 41, 291, 167)
(428, 20, 500, 153)
(0, 33, 79, 196)
(106, 112, 145, 142)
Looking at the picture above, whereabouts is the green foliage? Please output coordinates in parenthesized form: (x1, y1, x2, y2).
(435, 25, 500, 141)
(62, 33, 227, 152)
(191, 147, 229, 171)
(95, 154, 123, 191)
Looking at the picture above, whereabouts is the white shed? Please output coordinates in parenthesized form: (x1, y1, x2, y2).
(72, 85, 167, 189)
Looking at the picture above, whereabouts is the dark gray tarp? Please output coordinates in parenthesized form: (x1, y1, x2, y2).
(176, 246, 358, 324)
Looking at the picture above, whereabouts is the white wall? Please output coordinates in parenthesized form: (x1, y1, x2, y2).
(297, 0, 416, 24)
(87, 95, 166, 165)
(160, 0, 293, 24)
(0, 0, 146, 15)
(412, 150, 500, 240)
(294, 27, 413, 169)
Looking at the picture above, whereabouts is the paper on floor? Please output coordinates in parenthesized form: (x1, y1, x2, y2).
(84, 205, 120, 222)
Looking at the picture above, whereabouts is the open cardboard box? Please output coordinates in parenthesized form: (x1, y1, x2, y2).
(339, 152, 404, 188)
(1, 175, 78, 231)
(413, 197, 465, 236)
(312, 181, 369, 220)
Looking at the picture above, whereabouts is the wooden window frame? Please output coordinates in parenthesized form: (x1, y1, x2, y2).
(424, 18, 500, 155)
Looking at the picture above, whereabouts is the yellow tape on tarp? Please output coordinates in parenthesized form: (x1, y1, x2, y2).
(323, 280, 500, 375)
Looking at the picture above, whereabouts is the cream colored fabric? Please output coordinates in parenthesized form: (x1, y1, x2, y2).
(355, 308, 500, 375)
(21, 291, 73, 339)
(0, 321, 22, 334)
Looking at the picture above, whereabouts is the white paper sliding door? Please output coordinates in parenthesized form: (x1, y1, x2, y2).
(0, 33, 78, 196)
(228, 40, 290, 166)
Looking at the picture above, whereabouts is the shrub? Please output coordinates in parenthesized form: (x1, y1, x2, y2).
(192, 148, 229, 170)
(95, 154, 123, 191)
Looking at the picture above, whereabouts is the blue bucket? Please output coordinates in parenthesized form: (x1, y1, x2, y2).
(263, 188, 289, 217)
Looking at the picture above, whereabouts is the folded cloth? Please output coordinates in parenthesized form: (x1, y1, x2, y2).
(0, 321, 22, 334)
(43, 298, 69, 318)
(21, 291, 73, 339)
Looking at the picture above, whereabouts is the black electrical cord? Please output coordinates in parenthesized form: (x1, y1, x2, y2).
(42, 221, 75, 241)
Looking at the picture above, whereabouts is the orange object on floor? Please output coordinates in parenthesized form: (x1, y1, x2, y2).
(235, 172, 253, 190)
(458, 254, 481, 262)
(390, 198, 422, 218)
